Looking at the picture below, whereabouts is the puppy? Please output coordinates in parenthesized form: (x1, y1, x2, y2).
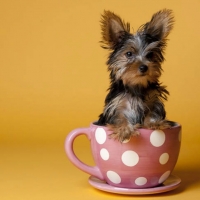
(96, 9, 175, 142)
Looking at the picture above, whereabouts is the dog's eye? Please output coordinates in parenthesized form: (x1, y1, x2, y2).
(125, 51, 134, 58)
(146, 52, 155, 60)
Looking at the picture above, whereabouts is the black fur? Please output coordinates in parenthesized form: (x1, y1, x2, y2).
(96, 10, 175, 141)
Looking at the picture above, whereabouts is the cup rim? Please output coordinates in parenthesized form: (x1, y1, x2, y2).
(91, 121, 181, 130)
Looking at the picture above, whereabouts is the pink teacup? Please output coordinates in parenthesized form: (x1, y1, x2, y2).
(65, 122, 181, 189)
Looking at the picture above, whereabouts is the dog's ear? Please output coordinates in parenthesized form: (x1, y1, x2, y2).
(143, 9, 174, 40)
(100, 10, 130, 49)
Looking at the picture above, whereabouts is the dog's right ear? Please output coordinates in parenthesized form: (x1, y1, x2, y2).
(100, 10, 130, 49)
(142, 9, 174, 41)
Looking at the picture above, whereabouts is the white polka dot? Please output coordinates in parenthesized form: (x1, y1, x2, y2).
(135, 177, 147, 186)
(95, 128, 107, 144)
(150, 130, 166, 147)
(159, 171, 171, 184)
(100, 148, 109, 160)
(107, 171, 121, 184)
(121, 150, 139, 167)
(159, 153, 169, 165)
(179, 130, 182, 142)
(122, 138, 131, 143)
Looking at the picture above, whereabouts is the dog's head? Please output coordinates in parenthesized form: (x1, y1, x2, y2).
(101, 9, 174, 88)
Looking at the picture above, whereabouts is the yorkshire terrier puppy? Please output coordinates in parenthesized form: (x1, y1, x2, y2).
(96, 9, 175, 142)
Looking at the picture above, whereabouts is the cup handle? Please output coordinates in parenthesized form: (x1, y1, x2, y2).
(65, 127, 104, 180)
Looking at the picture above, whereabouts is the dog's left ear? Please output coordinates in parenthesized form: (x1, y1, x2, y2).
(100, 10, 130, 49)
(143, 9, 174, 40)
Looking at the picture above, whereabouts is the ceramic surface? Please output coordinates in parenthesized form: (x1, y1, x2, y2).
(66, 123, 181, 188)
(88, 174, 181, 195)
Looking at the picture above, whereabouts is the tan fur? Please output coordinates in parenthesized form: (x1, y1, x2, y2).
(107, 123, 141, 142)
(143, 118, 172, 130)
(143, 9, 174, 39)
(100, 10, 130, 48)
(121, 62, 161, 87)
(104, 93, 146, 141)
(97, 9, 175, 142)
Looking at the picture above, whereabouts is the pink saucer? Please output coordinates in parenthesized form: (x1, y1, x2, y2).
(88, 174, 181, 195)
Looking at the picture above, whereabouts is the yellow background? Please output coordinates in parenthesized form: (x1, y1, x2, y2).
(1, 0, 200, 199)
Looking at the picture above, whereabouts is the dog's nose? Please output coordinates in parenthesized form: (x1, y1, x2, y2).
(139, 65, 148, 73)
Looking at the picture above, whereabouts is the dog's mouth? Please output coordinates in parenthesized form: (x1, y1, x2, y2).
(121, 64, 161, 88)
(137, 69, 150, 77)
(122, 74, 150, 88)
(139, 73, 148, 76)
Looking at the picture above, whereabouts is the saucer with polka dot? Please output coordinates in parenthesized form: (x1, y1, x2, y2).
(88, 174, 181, 195)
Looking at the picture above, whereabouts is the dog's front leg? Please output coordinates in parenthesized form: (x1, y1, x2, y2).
(106, 95, 144, 142)
(144, 100, 172, 130)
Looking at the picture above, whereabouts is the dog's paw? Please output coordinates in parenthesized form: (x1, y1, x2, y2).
(144, 120, 173, 130)
(107, 123, 141, 142)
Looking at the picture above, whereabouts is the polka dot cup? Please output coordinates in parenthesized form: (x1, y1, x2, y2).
(65, 123, 181, 189)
